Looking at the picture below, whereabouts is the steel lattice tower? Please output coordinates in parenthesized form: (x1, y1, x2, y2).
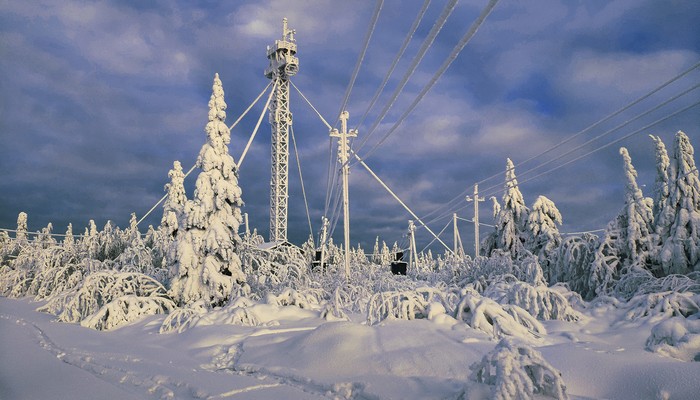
(265, 18, 298, 242)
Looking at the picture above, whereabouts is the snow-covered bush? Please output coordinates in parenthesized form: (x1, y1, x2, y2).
(265, 287, 323, 309)
(39, 271, 173, 328)
(455, 290, 546, 340)
(81, 295, 175, 331)
(622, 291, 699, 324)
(470, 338, 568, 400)
(366, 287, 458, 325)
(160, 297, 260, 333)
(551, 233, 598, 294)
(645, 316, 700, 361)
(159, 300, 209, 333)
(484, 281, 582, 322)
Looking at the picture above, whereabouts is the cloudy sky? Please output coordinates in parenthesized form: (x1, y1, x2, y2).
(1, 0, 698, 254)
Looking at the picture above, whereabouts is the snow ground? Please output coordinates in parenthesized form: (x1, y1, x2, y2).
(1, 296, 699, 400)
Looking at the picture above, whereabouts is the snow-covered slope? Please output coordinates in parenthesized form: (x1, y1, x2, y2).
(2, 294, 699, 400)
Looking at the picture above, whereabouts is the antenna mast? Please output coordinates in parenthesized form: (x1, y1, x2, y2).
(265, 18, 299, 242)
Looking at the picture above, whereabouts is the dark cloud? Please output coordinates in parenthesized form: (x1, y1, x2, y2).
(1, 0, 698, 255)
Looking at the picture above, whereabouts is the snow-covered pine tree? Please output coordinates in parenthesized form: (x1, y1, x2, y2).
(16, 212, 28, 245)
(162, 160, 187, 239)
(619, 147, 655, 271)
(658, 131, 700, 275)
(491, 159, 530, 257)
(64, 223, 74, 249)
(650, 135, 671, 229)
(170, 73, 246, 307)
(372, 236, 381, 264)
(480, 197, 501, 256)
(526, 195, 562, 281)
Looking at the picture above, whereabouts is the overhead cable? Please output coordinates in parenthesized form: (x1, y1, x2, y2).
(353, 0, 501, 165)
(334, 0, 384, 126)
(354, 0, 432, 131)
(354, 0, 459, 153)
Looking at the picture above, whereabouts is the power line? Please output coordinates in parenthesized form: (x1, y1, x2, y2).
(290, 125, 313, 241)
(354, 0, 433, 131)
(475, 60, 700, 188)
(420, 73, 700, 224)
(353, 0, 459, 152)
(353, 0, 501, 166)
(334, 0, 384, 127)
(481, 99, 700, 199)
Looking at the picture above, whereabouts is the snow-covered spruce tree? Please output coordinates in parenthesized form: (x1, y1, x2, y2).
(64, 223, 74, 249)
(169, 73, 246, 307)
(619, 147, 655, 271)
(488, 159, 530, 258)
(526, 196, 562, 282)
(16, 212, 28, 245)
(650, 135, 671, 234)
(162, 160, 187, 239)
(658, 131, 700, 275)
(480, 197, 501, 256)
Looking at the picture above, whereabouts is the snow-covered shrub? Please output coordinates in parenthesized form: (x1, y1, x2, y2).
(470, 338, 569, 400)
(551, 233, 598, 294)
(39, 271, 172, 325)
(159, 300, 209, 334)
(622, 291, 700, 324)
(320, 293, 350, 322)
(456, 251, 544, 289)
(366, 286, 458, 325)
(81, 295, 175, 331)
(242, 245, 310, 296)
(484, 281, 582, 322)
(455, 290, 546, 340)
(161, 297, 260, 333)
(265, 287, 322, 309)
(645, 316, 700, 361)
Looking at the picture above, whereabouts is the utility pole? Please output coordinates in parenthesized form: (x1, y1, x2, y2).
(408, 220, 417, 271)
(265, 18, 298, 243)
(465, 184, 485, 257)
(330, 111, 357, 280)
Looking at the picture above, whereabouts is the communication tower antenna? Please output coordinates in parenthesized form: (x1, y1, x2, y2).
(265, 18, 299, 242)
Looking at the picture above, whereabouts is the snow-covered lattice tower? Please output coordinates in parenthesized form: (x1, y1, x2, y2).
(265, 18, 299, 242)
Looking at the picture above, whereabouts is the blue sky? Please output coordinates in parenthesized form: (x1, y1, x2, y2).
(1, 0, 698, 253)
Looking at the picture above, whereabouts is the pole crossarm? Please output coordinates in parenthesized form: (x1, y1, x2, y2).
(351, 150, 454, 255)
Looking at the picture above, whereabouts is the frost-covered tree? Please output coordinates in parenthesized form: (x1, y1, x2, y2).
(64, 223, 74, 249)
(650, 135, 671, 228)
(589, 148, 656, 296)
(162, 160, 187, 238)
(488, 159, 530, 257)
(170, 73, 246, 307)
(372, 236, 381, 264)
(619, 147, 655, 270)
(526, 196, 562, 281)
(658, 131, 700, 275)
(16, 212, 28, 244)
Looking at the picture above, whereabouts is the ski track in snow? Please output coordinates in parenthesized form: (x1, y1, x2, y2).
(0, 313, 210, 399)
(203, 343, 375, 400)
(1, 312, 371, 400)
